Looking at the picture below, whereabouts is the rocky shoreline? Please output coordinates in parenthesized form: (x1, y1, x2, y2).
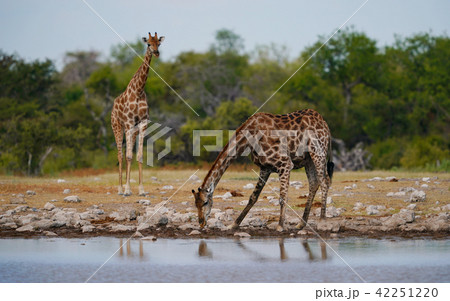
(1, 198, 448, 239)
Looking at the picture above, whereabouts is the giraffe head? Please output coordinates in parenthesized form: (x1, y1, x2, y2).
(192, 187, 213, 228)
(142, 32, 165, 57)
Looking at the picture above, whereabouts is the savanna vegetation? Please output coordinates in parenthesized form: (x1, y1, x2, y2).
(0, 28, 449, 175)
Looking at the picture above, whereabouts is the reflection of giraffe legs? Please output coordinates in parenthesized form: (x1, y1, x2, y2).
(139, 240, 144, 258)
(231, 168, 271, 230)
(119, 239, 124, 256)
(278, 238, 288, 261)
(320, 241, 327, 260)
(126, 240, 131, 256)
(198, 240, 213, 258)
(301, 240, 328, 261)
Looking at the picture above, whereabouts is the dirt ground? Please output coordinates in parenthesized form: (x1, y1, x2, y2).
(0, 169, 449, 239)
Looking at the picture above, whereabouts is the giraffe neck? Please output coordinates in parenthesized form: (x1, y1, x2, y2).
(201, 125, 250, 195)
(128, 46, 152, 94)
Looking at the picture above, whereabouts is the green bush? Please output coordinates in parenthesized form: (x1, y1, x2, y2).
(400, 136, 450, 170)
(368, 138, 406, 169)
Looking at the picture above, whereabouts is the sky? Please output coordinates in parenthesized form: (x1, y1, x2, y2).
(0, 0, 449, 69)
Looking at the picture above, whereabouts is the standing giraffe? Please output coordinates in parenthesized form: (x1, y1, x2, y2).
(192, 109, 334, 231)
(111, 32, 165, 196)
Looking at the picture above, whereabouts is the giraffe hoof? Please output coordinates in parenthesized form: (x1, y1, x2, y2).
(123, 191, 132, 197)
(295, 222, 306, 230)
(227, 224, 239, 231)
(276, 225, 285, 232)
(138, 192, 148, 197)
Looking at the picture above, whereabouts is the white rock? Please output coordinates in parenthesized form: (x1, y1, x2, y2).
(137, 223, 151, 231)
(225, 209, 234, 216)
(365, 177, 383, 182)
(422, 177, 430, 182)
(406, 204, 417, 210)
(400, 187, 416, 193)
(150, 176, 158, 181)
(188, 230, 201, 236)
(269, 198, 279, 205)
(133, 231, 143, 238)
(43, 231, 57, 236)
(289, 181, 303, 188)
(385, 176, 397, 181)
(57, 179, 66, 183)
(243, 183, 254, 190)
(399, 209, 415, 223)
(239, 200, 248, 206)
(367, 184, 375, 189)
(352, 183, 357, 189)
(234, 232, 251, 238)
(326, 197, 333, 205)
(366, 205, 380, 215)
(34, 219, 55, 230)
(26, 190, 36, 196)
(344, 186, 352, 191)
(179, 224, 197, 231)
(16, 224, 34, 232)
(421, 184, 429, 188)
(214, 191, 233, 200)
(64, 195, 81, 203)
(110, 224, 135, 232)
(189, 175, 200, 182)
(63, 189, 71, 194)
(181, 201, 188, 206)
(43, 202, 55, 211)
(141, 235, 157, 241)
(207, 218, 223, 228)
(409, 190, 426, 202)
(138, 199, 151, 206)
(162, 185, 174, 190)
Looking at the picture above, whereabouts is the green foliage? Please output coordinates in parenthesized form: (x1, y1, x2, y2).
(1, 28, 449, 174)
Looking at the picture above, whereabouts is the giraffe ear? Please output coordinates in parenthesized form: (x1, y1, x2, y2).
(159, 36, 165, 43)
(142, 37, 148, 43)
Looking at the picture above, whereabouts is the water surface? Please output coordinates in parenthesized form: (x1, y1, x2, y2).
(0, 237, 448, 282)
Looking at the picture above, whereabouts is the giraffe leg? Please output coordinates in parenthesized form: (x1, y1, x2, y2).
(124, 127, 135, 196)
(296, 159, 319, 230)
(231, 168, 271, 230)
(137, 120, 147, 196)
(277, 166, 292, 232)
(112, 122, 124, 195)
(310, 152, 330, 219)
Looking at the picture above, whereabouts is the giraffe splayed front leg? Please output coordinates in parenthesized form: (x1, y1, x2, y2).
(230, 168, 271, 230)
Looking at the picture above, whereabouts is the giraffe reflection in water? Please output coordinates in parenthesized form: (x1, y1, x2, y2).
(197, 239, 328, 262)
(118, 239, 146, 260)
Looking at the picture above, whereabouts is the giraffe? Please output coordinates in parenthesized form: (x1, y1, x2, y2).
(111, 32, 165, 196)
(192, 109, 334, 231)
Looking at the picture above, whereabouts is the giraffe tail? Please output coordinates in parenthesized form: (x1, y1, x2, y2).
(327, 137, 334, 183)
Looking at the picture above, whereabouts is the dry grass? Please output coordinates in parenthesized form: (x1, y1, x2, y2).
(0, 169, 449, 219)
